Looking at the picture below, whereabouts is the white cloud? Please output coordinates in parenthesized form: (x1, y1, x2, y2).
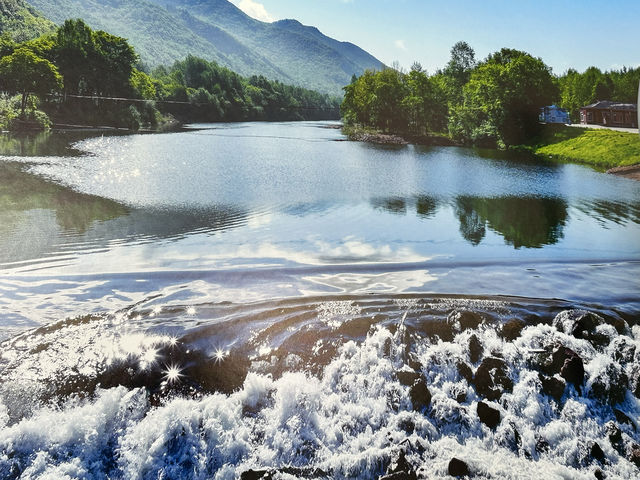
(230, 0, 274, 23)
(394, 39, 407, 51)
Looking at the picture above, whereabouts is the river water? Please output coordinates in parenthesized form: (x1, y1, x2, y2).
(0, 122, 639, 479)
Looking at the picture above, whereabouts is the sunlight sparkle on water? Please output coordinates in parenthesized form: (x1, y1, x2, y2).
(139, 348, 158, 370)
(212, 348, 228, 363)
(163, 364, 183, 383)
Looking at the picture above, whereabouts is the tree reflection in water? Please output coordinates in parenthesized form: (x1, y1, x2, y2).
(455, 196, 568, 248)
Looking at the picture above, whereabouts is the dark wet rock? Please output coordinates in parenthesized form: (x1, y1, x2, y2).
(424, 320, 455, 342)
(612, 337, 637, 364)
(498, 421, 521, 453)
(477, 401, 501, 429)
(594, 467, 605, 480)
(448, 310, 483, 332)
(383, 451, 417, 480)
(473, 357, 513, 401)
(380, 473, 415, 480)
(631, 368, 640, 399)
(630, 446, 640, 468)
(553, 309, 603, 339)
(613, 409, 636, 431)
(469, 334, 483, 364)
(397, 370, 422, 387)
(590, 442, 606, 463)
(450, 383, 467, 403)
(539, 373, 565, 403)
(448, 458, 470, 477)
(500, 319, 527, 341)
(409, 379, 431, 412)
(590, 364, 628, 405)
(241, 470, 270, 480)
(551, 346, 584, 389)
(535, 436, 550, 454)
(407, 353, 423, 373)
(606, 421, 623, 447)
(605, 315, 629, 335)
(398, 418, 415, 434)
(457, 361, 474, 384)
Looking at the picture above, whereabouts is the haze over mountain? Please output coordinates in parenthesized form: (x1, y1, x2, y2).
(25, 0, 383, 94)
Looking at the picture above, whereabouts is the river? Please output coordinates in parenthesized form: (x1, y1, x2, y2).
(0, 122, 639, 479)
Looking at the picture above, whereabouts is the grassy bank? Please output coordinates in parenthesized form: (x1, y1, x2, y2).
(530, 125, 640, 170)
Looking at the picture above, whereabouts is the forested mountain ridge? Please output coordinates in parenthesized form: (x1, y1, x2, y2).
(0, 0, 54, 41)
(25, 0, 383, 94)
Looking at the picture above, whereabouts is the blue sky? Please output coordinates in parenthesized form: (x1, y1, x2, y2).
(230, 0, 639, 75)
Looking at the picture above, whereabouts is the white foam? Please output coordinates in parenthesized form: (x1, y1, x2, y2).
(1, 315, 639, 479)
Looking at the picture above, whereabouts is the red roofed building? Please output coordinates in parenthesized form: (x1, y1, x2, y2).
(580, 101, 637, 128)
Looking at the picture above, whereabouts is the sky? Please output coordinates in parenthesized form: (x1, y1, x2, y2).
(229, 0, 640, 75)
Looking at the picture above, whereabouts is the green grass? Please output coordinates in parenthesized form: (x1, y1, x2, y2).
(532, 125, 640, 170)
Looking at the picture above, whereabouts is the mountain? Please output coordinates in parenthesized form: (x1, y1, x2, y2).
(0, 0, 54, 41)
(25, 0, 384, 94)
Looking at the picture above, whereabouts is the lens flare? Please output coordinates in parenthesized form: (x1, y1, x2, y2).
(163, 364, 183, 383)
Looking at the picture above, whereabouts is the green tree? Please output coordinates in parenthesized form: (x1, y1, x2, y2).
(442, 41, 476, 106)
(0, 47, 61, 114)
(453, 48, 557, 146)
(130, 68, 156, 99)
(54, 19, 137, 96)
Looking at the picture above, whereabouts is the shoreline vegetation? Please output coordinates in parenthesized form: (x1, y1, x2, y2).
(0, 19, 341, 134)
(344, 123, 640, 177)
(340, 41, 639, 174)
(1, 19, 638, 175)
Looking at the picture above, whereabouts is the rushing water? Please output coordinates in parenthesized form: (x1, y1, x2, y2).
(0, 122, 639, 479)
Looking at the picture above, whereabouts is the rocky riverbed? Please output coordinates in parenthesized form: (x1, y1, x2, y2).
(1, 296, 639, 479)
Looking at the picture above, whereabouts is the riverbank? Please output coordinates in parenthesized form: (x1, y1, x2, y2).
(342, 125, 457, 146)
(343, 123, 640, 178)
(532, 125, 640, 171)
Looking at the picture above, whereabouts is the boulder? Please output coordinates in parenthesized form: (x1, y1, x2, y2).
(539, 373, 565, 403)
(473, 357, 513, 401)
(590, 364, 628, 405)
(535, 436, 550, 454)
(382, 451, 417, 480)
(469, 334, 483, 364)
(606, 421, 623, 447)
(611, 337, 636, 364)
(631, 368, 640, 399)
(450, 383, 467, 403)
(552, 309, 603, 339)
(613, 409, 636, 431)
(590, 441, 606, 463)
(457, 361, 474, 384)
(448, 458, 470, 477)
(397, 370, 422, 387)
(629, 446, 640, 468)
(500, 319, 527, 341)
(425, 320, 455, 342)
(240, 470, 269, 480)
(448, 310, 483, 331)
(551, 346, 584, 389)
(409, 379, 431, 412)
(477, 401, 501, 429)
(594, 467, 605, 480)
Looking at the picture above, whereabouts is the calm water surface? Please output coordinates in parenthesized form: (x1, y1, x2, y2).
(0, 121, 638, 336)
(1, 122, 640, 479)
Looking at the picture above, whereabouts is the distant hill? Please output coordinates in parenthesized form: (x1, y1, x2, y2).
(0, 0, 54, 42)
(26, 0, 383, 94)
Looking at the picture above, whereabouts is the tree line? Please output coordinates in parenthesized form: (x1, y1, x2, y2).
(341, 41, 639, 148)
(0, 19, 341, 130)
